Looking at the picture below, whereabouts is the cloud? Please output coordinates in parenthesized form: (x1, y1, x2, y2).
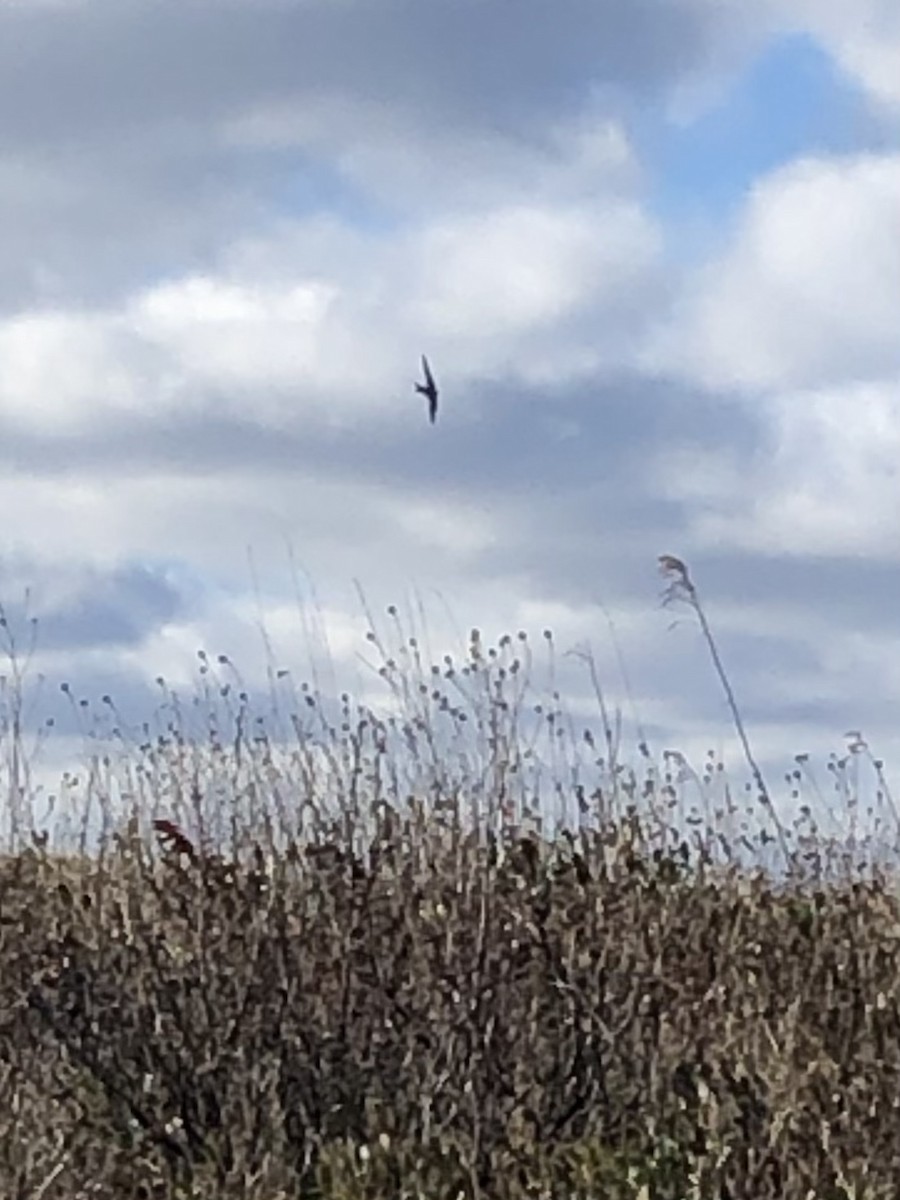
(26, 561, 198, 653)
(774, 0, 900, 118)
(0, 180, 664, 444)
(4, 0, 900, 842)
(650, 151, 900, 391)
(0, 0, 737, 153)
(0, 0, 760, 309)
(657, 379, 900, 561)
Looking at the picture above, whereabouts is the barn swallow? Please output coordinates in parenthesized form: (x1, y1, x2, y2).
(415, 354, 438, 424)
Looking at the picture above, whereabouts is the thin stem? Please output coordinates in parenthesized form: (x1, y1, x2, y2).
(659, 555, 795, 877)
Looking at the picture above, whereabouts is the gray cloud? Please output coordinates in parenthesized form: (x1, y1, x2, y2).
(0, 0, 753, 307)
(0, 560, 201, 653)
(0, 0, 735, 151)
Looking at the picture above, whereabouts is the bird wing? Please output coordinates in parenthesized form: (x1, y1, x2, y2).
(421, 354, 435, 390)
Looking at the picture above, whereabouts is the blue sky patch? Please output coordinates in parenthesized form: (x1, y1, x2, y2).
(637, 32, 873, 243)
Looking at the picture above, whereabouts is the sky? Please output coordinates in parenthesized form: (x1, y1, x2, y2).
(0, 0, 899, 847)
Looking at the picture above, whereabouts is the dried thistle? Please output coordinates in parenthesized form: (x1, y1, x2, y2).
(658, 554, 691, 592)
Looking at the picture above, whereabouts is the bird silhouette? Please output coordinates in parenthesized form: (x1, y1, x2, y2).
(415, 354, 438, 424)
(153, 818, 198, 863)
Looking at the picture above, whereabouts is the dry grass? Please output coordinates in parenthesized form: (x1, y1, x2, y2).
(0, 566, 898, 1197)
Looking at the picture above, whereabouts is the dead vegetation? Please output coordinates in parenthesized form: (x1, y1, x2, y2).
(3, 814, 900, 1198)
(0, 575, 898, 1197)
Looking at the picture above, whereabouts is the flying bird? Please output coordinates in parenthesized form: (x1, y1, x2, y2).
(415, 354, 438, 424)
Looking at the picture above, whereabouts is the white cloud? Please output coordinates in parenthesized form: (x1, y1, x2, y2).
(382, 494, 499, 558)
(224, 98, 642, 216)
(779, 0, 900, 116)
(412, 201, 659, 348)
(0, 310, 153, 433)
(650, 152, 900, 392)
(130, 274, 342, 412)
(0, 176, 663, 440)
(658, 379, 900, 560)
